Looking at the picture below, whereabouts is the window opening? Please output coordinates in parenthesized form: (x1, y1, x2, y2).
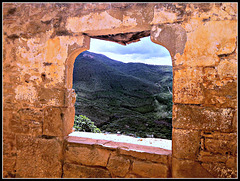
(72, 36, 173, 140)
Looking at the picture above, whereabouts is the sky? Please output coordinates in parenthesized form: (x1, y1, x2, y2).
(88, 36, 172, 66)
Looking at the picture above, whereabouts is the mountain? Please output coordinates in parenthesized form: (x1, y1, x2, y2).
(73, 51, 173, 139)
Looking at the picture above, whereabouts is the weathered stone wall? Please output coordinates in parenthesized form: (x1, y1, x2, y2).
(63, 136, 172, 178)
(169, 4, 237, 178)
(3, 2, 237, 178)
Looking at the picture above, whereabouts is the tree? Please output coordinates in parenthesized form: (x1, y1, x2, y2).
(74, 115, 101, 133)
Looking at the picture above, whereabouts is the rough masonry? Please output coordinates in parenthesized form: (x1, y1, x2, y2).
(3, 2, 237, 178)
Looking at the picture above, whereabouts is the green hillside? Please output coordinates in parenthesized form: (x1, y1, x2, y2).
(73, 51, 173, 139)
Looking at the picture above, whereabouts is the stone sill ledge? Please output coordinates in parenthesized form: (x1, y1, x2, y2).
(67, 132, 172, 155)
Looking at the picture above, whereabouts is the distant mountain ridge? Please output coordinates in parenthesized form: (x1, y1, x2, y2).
(73, 51, 173, 139)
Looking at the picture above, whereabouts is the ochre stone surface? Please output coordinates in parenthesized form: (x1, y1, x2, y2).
(173, 67, 204, 104)
(172, 158, 214, 178)
(175, 20, 237, 67)
(197, 151, 228, 163)
(119, 148, 170, 164)
(151, 24, 187, 58)
(63, 163, 111, 178)
(3, 131, 17, 178)
(3, 2, 237, 178)
(172, 128, 201, 160)
(15, 135, 62, 178)
(3, 157, 17, 178)
(204, 134, 237, 155)
(64, 136, 172, 178)
(172, 104, 234, 131)
(43, 106, 75, 137)
(107, 154, 131, 177)
(7, 108, 43, 136)
(131, 160, 169, 178)
(201, 162, 237, 178)
(65, 145, 110, 167)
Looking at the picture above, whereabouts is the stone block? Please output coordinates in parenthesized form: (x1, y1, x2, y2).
(3, 131, 16, 157)
(172, 157, 214, 178)
(66, 4, 154, 36)
(201, 162, 237, 178)
(151, 5, 180, 25)
(14, 83, 38, 105)
(197, 151, 228, 163)
(3, 94, 21, 111)
(107, 154, 131, 177)
(66, 136, 102, 146)
(172, 128, 201, 159)
(201, 132, 237, 155)
(10, 118, 42, 136)
(63, 162, 111, 178)
(201, 131, 237, 141)
(232, 110, 237, 132)
(37, 87, 65, 107)
(124, 173, 139, 178)
(3, 82, 16, 96)
(65, 145, 110, 167)
(226, 155, 237, 170)
(131, 160, 169, 178)
(3, 110, 12, 131)
(18, 107, 44, 120)
(203, 80, 237, 108)
(61, 106, 75, 136)
(43, 107, 63, 136)
(192, 3, 237, 21)
(16, 135, 62, 178)
(151, 24, 187, 58)
(204, 138, 237, 155)
(15, 108, 43, 136)
(64, 89, 76, 107)
(119, 148, 170, 165)
(37, 87, 77, 108)
(217, 59, 237, 80)
(174, 20, 237, 67)
(43, 106, 75, 137)
(9, 112, 29, 134)
(172, 104, 234, 131)
(66, 12, 122, 34)
(202, 67, 218, 84)
(173, 67, 203, 104)
(3, 156, 16, 178)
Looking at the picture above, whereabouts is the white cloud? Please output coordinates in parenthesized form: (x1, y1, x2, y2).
(89, 36, 172, 66)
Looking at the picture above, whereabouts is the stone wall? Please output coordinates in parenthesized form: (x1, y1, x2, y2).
(170, 4, 237, 178)
(3, 2, 237, 178)
(63, 136, 172, 178)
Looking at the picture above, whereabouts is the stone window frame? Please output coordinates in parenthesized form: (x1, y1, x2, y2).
(64, 23, 187, 151)
(61, 26, 186, 176)
(70, 35, 174, 145)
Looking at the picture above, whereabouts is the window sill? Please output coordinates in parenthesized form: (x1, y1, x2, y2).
(67, 132, 172, 155)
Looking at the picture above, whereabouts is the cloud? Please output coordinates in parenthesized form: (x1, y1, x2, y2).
(98, 52, 172, 65)
(89, 36, 172, 65)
